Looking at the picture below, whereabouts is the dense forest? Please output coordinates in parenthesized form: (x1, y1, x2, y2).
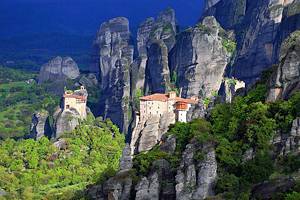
(0, 117, 125, 199)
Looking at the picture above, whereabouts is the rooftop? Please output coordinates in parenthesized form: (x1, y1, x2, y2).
(140, 93, 198, 104)
(63, 86, 88, 101)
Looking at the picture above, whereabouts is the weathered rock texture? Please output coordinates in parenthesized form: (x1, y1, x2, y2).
(87, 135, 217, 200)
(272, 117, 300, 156)
(170, 16, 232, 99)
(38, 56, 80, 84)
(267, 30, 300, 101)
(93, 17, 133, 135)
(170, 16, 233, 121)
(130, 112, 175, 154)
(203, 0, 300, 85)
(175, 142, 217, 200)
(132, 8, 177, 96)
(86, 145, 133, 200)
(29, 111, 52, 140)
(53, 108, 80, 139)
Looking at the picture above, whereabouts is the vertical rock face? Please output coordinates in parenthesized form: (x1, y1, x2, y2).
(29, 111, 52, 140)
(131, 112, 175, 154)
(132, 8, 177, 96)
(145, 40, 171, 93)
(170, 16, 232, 99)
(38, 56, 80, 84)
(54, 108, 80, 139)
(267, 30, 300, 101)
(272, 118, 300, 156)
(93, 17, 133, 134)
(135, 172, 160, 200)
(175, 143, 217, 200)
(203, 0, 300, 85)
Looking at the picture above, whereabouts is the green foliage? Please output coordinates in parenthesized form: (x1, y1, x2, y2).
(196, 23, 212, 35)
(134, 88, 144, 110)
(216, 173, 240, 195)
(241, 151, 274, 183)
(285, 192, 300, 200)
(222, 38, 237, 54)
(168, 119, 212, 152)
(286, 2, 300, 17)
(203, 98, 211, 107)
(133, 147, 179, 176)
(277, 154, 300, 174)
(0, 76, 59, 139)
(0, 119, 125, 199)
(0, 66, 36, 83)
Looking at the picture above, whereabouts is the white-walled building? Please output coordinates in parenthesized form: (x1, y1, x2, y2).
(63, 86, 88, 119)
(139, 91, 198, 123)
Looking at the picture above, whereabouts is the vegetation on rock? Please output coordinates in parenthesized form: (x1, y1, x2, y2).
(0, 118, 125, 199)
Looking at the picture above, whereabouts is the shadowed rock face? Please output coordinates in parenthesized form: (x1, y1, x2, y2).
(38, 56, 80, 84)
(29, 111, 52, 140)
(203, 0, 300, 85)
(132, 8, 177, 96)
(93, 17, 133, 135)
(145, 40, 171, 94)
(267, 30, 300, 101)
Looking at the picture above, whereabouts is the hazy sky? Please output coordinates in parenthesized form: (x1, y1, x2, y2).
(0, 0, 204, 37)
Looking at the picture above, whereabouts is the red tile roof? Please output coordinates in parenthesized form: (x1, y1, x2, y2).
(63, 94, 87, 101)
(140, 93, 198, 104)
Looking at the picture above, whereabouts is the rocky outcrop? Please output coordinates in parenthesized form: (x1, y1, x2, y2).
(131, 112, 175, 154)
(272, 117, 300, 156)
(29, 110, 52, 140)
(132, 8, 177, 96)
(53, 108, 80, 139)
(203, 0, 300, 85)
(135, 172, 160, 200)
(78, 73, 98, 88)
(251, 177, 296, 199)
(135, 159, 176, 200)
(38, 56, 80, 84)
(86, 144, 133, 200)
(93, 17, 133, 135)
(267, 30, 300, 101)
(175, 142, 217, 200)
(219, 78, 246, 103)
(170, 16, 233, 100)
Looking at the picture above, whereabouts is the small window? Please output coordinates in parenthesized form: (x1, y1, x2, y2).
(66, 105, 70, 109)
